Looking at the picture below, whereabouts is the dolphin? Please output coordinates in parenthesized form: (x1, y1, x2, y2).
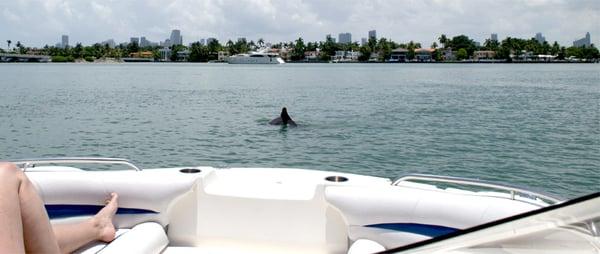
(269, 107, 297, 127)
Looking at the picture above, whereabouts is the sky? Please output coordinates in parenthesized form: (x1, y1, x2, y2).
(1, 0, 599, 48)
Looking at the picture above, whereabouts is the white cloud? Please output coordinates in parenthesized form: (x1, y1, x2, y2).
(0, 0, 598, 47)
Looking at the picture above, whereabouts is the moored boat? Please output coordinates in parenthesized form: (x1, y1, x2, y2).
(227, 52, 285, 64)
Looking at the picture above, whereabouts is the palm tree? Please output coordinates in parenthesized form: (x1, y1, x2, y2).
(7, 40, 11, 52)
(438, 34, 447, 49)
(257, 38, 264, 48)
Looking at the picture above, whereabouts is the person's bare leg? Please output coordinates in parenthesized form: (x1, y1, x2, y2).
(53, 193, 119, 254)
(0, 163, 26, 253)
(0, 162, 60, 254)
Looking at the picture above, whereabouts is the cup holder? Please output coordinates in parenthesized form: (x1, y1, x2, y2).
(180, 168, 201, 174)
(325, 176, 348, 182)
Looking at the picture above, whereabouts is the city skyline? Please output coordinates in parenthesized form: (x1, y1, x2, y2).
(1, 0, 599, 48)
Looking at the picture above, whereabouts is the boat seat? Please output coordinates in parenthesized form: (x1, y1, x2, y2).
(74, 222, 168, 254)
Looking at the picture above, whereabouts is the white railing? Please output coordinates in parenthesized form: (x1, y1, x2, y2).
(393, 174, 563, 205)
(11, 157, 142, 171)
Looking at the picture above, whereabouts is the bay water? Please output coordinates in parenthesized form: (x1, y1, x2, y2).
(0, 63, 598, 198)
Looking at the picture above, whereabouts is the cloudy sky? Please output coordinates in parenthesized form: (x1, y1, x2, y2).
(1, 0, 598, 48)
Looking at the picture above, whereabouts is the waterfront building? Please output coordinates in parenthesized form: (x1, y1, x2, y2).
(389, 48, 408, 62)
(491, 33, 498, 42)
(176, 50, 190, 61)
(61, 35, 69, 48)
(443, 48, 456, 61)
(304, 51, 319, 61)
(129, 51, 154, 58)
(573, 32, 591, 47)
(473, 50, 496, 60)
(338, 33, 352, 44)
(130, 37, 140, 45)
(368, 30, 376, 40)
(159, 47, 171, 61)
(535, 32, 546, 44)
(414, 48, 435, 62)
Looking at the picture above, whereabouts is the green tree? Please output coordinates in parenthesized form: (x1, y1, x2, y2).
(358, 45, 371, 62)
(16, 41, 26, 54)
(447, 35, 476, 55)
(438, 34, 448, 48)
(127, 41, 139, 55)
(73, 43, 84, 58)
(189, 42, 209, 62)
(320, 35, 338, 60)
(456, 48, 468, 60)
(170, 44, 185, 61)
(291, 37, 306, 61)
(257, 38, 264, 48)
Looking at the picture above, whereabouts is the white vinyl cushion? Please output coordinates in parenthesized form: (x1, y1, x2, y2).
(347, 239, 386, 254)
(74, 229, 130, 254)
(99, 222, 168, 254)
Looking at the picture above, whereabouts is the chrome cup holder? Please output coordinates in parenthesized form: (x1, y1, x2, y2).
(179, 168, 201, 174)
(325, 176, 348, 182)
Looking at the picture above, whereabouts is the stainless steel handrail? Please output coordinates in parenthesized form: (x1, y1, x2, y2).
(393, 174, 563, 204)
(11, 157, 142, 171)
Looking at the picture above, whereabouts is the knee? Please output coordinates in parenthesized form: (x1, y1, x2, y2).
(0, 162, 23, 180)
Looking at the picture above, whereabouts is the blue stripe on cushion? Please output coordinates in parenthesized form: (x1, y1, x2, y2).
(365, 223, 458, 238)
(45, 204, 158, 219)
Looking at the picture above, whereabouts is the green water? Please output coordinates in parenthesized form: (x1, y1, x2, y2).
(1, 63, 598, 198)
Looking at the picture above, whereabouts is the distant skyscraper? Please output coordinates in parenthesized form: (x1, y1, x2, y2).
(140, 37, 149, 47)
(338, 33, 352, 44)
(491, 33, 498, 42)
(361, 38, 367, 46)
(535, 32, 546, 44)
(61, 35, 69, 48)
(169, 29, 182, 46)
(102, 39, 116, 48)
(130, 37, 140, 45)
(368, 30, 376, 40)
(573, 32, 591, 47)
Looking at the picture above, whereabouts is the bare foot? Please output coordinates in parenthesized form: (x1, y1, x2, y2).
(92, 193, 119, 242)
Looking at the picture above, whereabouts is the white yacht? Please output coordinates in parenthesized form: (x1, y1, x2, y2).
(227, 52, 285, 64)
(11, 157, 599, 254)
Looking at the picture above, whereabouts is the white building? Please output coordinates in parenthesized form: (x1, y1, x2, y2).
(573, 32, 591, 47)
(338, 33, 352, 44)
